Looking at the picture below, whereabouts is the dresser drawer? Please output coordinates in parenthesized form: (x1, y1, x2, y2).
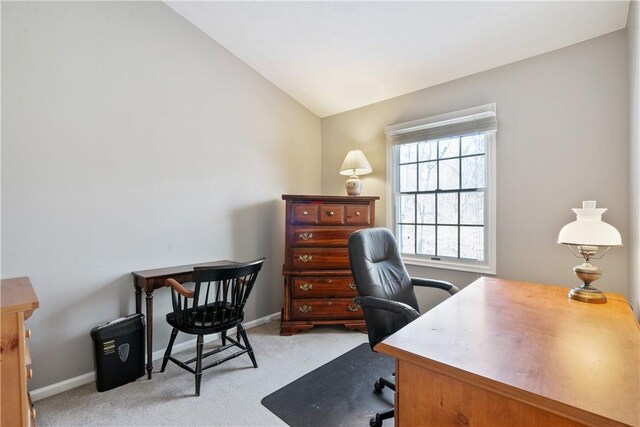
(292, 299, 362, 320)
(292, 277, 357, 298)
(292, 204, 318, 224)
(345, 204, 371, 225)
(318, 205, 345, 224)
(291, 226, 360, 246)
(292, 248, 350, 269)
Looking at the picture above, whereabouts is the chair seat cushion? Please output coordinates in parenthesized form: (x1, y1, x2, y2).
(166, 302, 244, 335)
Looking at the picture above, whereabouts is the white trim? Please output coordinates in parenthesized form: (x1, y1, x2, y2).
(30, 311, 281, 402)
(385, 107, 497, 275)
(386, 103, 496, 136)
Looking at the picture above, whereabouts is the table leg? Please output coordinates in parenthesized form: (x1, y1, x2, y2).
(134, 283, 142, 314)
(145, 289, 153, 379)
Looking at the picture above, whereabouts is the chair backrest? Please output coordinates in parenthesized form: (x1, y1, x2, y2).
(348, 228, 419, 347)
(170, 258, 265, 329)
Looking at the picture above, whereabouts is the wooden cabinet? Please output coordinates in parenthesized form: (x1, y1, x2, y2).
(1, 277, 39, 427)
(280, 194, 379, 335)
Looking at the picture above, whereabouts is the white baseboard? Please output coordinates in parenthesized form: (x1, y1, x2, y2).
(30, 312, 281, 402)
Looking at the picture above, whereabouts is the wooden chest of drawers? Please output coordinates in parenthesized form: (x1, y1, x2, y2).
(1, 277, 39, 427)
(280, 194, 379, 335)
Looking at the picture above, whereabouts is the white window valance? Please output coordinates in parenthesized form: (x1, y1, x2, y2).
(386, 103, 497, 145)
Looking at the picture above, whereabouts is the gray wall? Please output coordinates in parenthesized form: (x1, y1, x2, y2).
(321, 31, 629, 311)
(629, 0, 640, 318)
(1, 2, 321, 389)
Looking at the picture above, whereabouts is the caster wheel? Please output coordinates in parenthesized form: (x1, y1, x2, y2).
(370, 417, 382, 427)
(373, 381, 384, 393)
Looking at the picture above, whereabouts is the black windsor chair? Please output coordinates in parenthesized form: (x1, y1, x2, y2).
(160, 258, 265, 396)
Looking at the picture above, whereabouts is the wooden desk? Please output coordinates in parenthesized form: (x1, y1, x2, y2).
(131, 260, 237, 379)
(376, 277, 639, 427)
(1, 277, 39, 426)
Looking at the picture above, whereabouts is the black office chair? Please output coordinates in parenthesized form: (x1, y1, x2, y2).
(160, 258, 265, 396)
(348, 228, 459, 427)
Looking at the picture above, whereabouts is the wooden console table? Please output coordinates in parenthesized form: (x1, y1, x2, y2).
(377, 277, 639, 427)
(131, 260, 237, 379)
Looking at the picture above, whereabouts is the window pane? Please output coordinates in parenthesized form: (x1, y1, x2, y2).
(416, 225, 435, 255)
(399, 164, 417, 192)
(460, 226, 484, 260)
(437, 193, 458, 224)
(399, 194, 415, 223)
(399, 143, 417, 163)
(418, 161, 437, 191)
(437, 226, 458, 257)
(439, 158, 459, 190)
(461, 155, 485, 189)
(460, 192, 484, 225)
(461, 134, 485, 156)
(418, 140, 437, 161)
(416, 194, 435, 223)
(438, 137, 459, 159)
(398, 225, 415, 254)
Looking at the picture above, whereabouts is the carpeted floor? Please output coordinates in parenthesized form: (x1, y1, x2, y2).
(36, 320, 367, 426)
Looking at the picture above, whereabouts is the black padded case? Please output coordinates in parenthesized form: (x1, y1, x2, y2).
(90, 313, 145, 392)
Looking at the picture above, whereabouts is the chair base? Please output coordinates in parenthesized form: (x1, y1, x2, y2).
(371, 376, 395, 426)
(160, 323, 257, 395)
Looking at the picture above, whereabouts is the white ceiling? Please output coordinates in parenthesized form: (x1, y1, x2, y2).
(166, 1, 630, 118)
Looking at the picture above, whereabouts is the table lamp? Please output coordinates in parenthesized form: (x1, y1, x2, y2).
(557, 200, 622, 303)
(339, 149, 372, 196)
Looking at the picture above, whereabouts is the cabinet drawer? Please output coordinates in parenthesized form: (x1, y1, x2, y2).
(345, 205, 371, 225)
(291, 226, 360, 246)
(292, 248, 349, 269)
(292, 204, 318, 224)
(292, 299, 362, 320)
(318, 205, 345, 224)
(292, 277, 357, 298)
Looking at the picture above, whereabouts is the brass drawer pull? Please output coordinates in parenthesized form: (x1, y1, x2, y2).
(348, 283, 356, 290)
(303, 210, 308, 215)
(298, 255, 313, 263)
(299, 283, 313, 292)
(347, 304, 360, 312)
(299, 232, 313, 240)
(25, 328, 32, 339)
(355, 211, 361, 216)
(26, 368, 33, 379)
(31, 406, 36, 420)
(299, 305, 312, 313)
(327, 211, 335, 216)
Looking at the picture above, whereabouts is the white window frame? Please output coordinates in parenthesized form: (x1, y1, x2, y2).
(385, 104, 497, 274)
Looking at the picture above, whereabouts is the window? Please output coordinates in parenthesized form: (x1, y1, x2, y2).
(386, 104, 497, 274)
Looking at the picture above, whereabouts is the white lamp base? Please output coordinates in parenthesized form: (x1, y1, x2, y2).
(345, 176, 362, 196)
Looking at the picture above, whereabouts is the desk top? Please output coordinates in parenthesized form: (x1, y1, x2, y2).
(1, 276, 39, 316)
(377, 277, 640, 427)
(131, 260, 237, 279)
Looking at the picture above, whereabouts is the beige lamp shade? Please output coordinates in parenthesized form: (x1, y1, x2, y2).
(557, 201, 622, 246)
(339, 150, 372, 177)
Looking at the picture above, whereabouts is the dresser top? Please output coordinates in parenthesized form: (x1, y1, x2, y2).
(282, 194, 379, 202)
(1, 276, 39, 315)
(377, 277, 640, 426)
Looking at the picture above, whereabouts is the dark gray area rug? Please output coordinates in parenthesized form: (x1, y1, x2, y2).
(261, 343, 395, 427)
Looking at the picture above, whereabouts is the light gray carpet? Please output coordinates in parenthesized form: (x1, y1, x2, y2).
(36, 320, 368, 426)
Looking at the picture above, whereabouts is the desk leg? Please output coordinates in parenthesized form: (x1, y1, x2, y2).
(145, 289, 153, 379)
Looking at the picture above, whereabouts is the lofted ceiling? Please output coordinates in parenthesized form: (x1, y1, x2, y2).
(166, 1, 630, 118)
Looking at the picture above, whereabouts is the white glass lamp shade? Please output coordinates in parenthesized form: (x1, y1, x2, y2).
(557, 201, 622, 247)
(339, 150, 372, 177)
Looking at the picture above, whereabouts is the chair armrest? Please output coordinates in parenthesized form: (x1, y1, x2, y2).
(353, 295, 420, 323)
(164, 278, 194, 298)
(412, 278, 460, 296)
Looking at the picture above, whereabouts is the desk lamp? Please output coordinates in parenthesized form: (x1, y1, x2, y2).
(340, 149, 372, 196)
(557, 201, 622, 303)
